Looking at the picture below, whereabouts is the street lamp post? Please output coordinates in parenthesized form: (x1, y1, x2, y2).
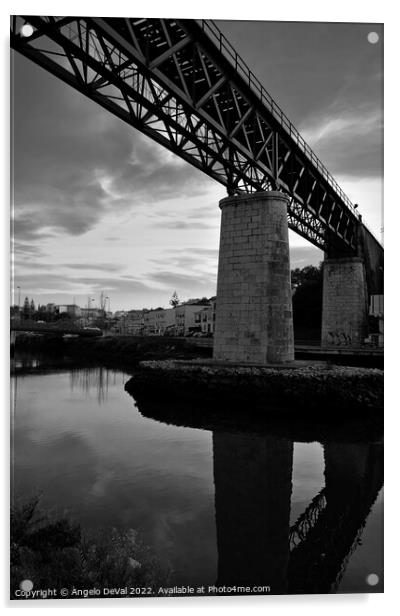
(90, 298, 95, 325)
(105, 296, 110, 331)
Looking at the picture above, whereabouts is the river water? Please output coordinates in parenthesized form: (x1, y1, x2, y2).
(11, 359, 383, 594)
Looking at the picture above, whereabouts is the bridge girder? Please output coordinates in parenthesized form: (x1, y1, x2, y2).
(11, 16, 374, 253)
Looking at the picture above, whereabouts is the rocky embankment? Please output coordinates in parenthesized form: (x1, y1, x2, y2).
(126, 359, 383, 413)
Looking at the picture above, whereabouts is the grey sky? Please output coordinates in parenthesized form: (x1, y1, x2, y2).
(11, 19, 383, 310)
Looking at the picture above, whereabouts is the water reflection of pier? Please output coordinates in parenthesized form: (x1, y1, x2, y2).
(129, 388, 383, 594)
(213, 434, 382, 593)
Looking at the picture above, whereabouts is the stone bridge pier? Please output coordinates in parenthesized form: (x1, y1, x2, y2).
(321, 257, 369, 349)
(213, 191, 294, 364)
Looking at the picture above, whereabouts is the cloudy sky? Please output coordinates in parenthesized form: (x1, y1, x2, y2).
(11, 19, 383, 311)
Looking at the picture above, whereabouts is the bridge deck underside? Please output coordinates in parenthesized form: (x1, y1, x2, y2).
(11, 15, 371, 254)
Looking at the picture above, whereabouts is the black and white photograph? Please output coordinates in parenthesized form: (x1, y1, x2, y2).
(9, 6, 384, 603)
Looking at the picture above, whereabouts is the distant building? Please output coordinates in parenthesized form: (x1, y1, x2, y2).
(58, 304, 81, 318)
(124, 310, 146, 335)
(108, 297, 216, 337)
(153, 308, 175, 335)
(368, 294, 384, 347)
(113, 310, 127, 318)
(369, 294, 383, 317)
(175, 300, 210, 336)
(194, 297, 216, 334)
(141, 308, 176, 335)
(111, 310, 145, 335)
(142, 310, 153, 335)
(79, 307, 104, 326)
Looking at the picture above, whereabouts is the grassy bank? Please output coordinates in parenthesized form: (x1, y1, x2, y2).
(12, 334, 212, 372)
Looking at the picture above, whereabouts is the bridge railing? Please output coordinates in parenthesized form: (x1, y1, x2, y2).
(201, 20, 358, 214)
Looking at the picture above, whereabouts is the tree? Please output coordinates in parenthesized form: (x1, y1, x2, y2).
(22, 297, 30, 321)
(169, 291, 180, 308)
(291, 264, 322, 287)
(291, 263, 323, 339)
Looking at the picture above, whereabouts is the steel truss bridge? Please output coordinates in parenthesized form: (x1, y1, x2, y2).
(11, 15, 383, 260)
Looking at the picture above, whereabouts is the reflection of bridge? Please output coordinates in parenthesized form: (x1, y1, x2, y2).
(12, 16, 383, 362)
(213, 434, 382, 594)
(126, 387, 383, 594)
(288, 443, 383, 593)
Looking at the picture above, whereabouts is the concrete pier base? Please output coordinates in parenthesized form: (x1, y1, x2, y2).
(213, 191, 294, 364)
(321, 257, 368, 349)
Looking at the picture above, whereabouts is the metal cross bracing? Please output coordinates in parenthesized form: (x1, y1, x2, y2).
(287, 447, 383, 594)
(287, 486, 373, 593)
(11, 16, 374, 254)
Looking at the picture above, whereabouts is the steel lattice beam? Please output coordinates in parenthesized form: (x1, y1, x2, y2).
(10, 16, 380, 254)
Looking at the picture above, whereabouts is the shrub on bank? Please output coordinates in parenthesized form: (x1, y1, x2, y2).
(11, 496, 171, 598)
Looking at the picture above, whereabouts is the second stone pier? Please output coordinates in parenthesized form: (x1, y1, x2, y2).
(213, 191, 294, 364)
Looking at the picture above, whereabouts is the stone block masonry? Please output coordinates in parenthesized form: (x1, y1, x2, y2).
(321, 257, 368, 348)
(213, 191, 294, 364)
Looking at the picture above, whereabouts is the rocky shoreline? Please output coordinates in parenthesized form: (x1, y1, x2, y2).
(125, 359, 383, 414)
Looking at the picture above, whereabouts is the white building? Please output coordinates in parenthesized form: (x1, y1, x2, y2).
(194, 297, 216, 334)
(153, 308, 175, 334)
(175, 301, 210, 336)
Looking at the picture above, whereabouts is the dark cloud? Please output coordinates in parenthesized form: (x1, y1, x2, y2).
(151, 247, 219, 271)
(219, 21, 383, 180)
(219, 21, 383, 127)
(167, 247, 219, 258)
(152, 220, 215, 230)
(186, 206, 220, 219)
(299, 106, 382, 179)
(151, 255, 208, 269)
(149, 204, 218, 220)
(114, 138, 212, 203)
(71, 276, 156, 293)
(12, 53, 212, 241)
(12, 240, 45, 258)
(12, 272, 163, 306)
(148, 270, 217, 293)
(12, 272, 87, 293)
(64, 263, 122, 272)
(12, 216, 54, 242)
(12, 262, 123, 275)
